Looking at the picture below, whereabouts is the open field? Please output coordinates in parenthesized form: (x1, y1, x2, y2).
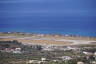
(0, 32, 96, 45)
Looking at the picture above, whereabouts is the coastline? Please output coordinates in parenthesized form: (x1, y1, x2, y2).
(0, 32, 96, 45)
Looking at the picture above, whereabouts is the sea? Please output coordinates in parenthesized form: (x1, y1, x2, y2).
(0, 27, 96, 37)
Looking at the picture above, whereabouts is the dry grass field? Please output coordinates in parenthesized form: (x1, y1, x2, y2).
(0, 32, 96, 45)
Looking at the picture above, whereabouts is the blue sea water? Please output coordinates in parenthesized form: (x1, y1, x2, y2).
(0, 27, 96, 37)
(0, 0, 96, 37)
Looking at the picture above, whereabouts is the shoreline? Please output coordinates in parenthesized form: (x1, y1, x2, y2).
(0, 31, 96, 37)
(0, 32, 96, 45)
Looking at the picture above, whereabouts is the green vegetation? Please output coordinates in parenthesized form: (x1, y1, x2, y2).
(79, 44, 96, 47)
(0, 41, 96, 64)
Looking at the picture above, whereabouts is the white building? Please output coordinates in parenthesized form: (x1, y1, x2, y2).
(77, 62, 84, 64)
(41, 58, 46, 62)
(61, 56, 72, 61)
(94, 52, 96, 56)
(13, 48, 22, 53)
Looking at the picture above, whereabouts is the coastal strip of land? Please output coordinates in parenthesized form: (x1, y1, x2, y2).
(0, 32, 96, 45)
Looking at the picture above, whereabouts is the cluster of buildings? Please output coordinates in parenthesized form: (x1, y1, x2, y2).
(42, 45, 79, 51)
(0, 39, 96, 64)
(0, 41, 22, 54)
(26, 58, 47, 64)
(0, 47, 22, 53)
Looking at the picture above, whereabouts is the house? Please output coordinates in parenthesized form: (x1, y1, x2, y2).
(77, 62, 84, 64)
(61, 56, 72, 61)
(15, 48, 21, 51)
(41, 57, 46, 62)
(13, 48, 22, 53)
(5, 48, 14, 52)
(26, 60, 46, 64)
(26, 60, 39, 64)
(3, 47, 22, 53)
(52, 60, 59, 62)
(83, 51, 94, 55)
(91, 61, 96, 64)
(42, 45, 54, 51)
(94, 52, 96, 56)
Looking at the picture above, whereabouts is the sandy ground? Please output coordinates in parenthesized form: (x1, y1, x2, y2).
(0, 33, 96, 45)
(0, 38, 72, 45)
